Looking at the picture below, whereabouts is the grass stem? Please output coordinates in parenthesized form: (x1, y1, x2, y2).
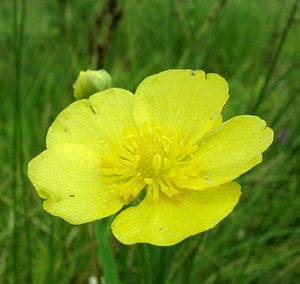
(12, 0, 29, 282)
(94, 220, 120, 284)
(250, 0, 299, 113)
(137, 244, 152, 284)
(14, 0, 32, 283)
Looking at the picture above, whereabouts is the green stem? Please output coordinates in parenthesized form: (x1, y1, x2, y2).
(12, 1, 19, 282)
(12, 0, 29, 282)
(46, 218, 55, 284)
(167, 0, 174, 66)
(18, 1, 32, 282)
(250, 0, 299, 113)
(137, 244, 152, 284)
(94, 220, 121, 284)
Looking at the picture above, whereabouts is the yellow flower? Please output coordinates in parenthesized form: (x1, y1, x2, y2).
(28, 70, 273, 246)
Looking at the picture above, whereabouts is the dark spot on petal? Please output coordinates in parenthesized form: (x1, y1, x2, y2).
(191, 71, 196, 76)
(64, 128, 68, 132)
(209, 111, 218, 120)
(69, 194, 75, 197)
(89, 101, 96, 114)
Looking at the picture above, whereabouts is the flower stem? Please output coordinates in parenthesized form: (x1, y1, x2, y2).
(94, 220, 120, 284)
(137, 244, 152, 284)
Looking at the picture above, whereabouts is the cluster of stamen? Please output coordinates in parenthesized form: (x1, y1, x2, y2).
(100, 123, 201, 203)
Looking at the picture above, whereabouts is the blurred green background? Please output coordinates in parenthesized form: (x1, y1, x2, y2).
(1, 0, 300, 283)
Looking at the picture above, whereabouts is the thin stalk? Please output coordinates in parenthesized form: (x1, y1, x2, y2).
(167, 0, 174, 66)
(94, 220, 120, 284)
(267, 61, 299, 95)
(137, 244, 152, 284)
(155, 247, 166, 284)
(88, 224, 100, 280)
(250, 0, 299, 113)
(12, 0, 19, 280)
(13, 0, 32, 283)
(235, 188, 272, 281)
(195, 0, 228, 41)
(271, 87, 300, 129)
(19, 4, 33, 284)
(12, 0, 27, 282)
(46, 218, 55, 284)
(166, 236, 203, 283)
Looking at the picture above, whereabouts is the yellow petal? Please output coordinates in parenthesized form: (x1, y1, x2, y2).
(187, 115, 274, 189)
(46, 88, 135, 153)
(133, 69, 228, 142)
(112, 182, 241, 246)
(28, 143, 125, 224)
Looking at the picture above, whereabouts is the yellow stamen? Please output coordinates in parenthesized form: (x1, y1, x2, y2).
(152, 154, 162, 174)
(144, 178, 154, 185)
(100, 123, 201, 203)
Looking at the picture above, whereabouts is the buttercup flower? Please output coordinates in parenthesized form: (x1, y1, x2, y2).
(28, 70, 273, 246)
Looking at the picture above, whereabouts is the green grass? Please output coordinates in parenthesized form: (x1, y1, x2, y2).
(1, 0, 300, 283)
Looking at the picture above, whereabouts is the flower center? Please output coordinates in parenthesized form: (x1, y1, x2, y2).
(100, 123, 200, 203)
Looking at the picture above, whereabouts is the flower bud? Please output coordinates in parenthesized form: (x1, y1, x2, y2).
(73, 69, 112, 100)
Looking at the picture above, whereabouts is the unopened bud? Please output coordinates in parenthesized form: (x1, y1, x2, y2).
(73, 69, 112, 100)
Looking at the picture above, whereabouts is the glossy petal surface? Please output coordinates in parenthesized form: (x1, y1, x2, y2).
(28, 143, 125, 224)
(133, 70, 228, 142)
(47, 88, 135, 153)
(28, 69, 274, 246)
(186, 115, 274, 189)
(112, 182, 240, 246)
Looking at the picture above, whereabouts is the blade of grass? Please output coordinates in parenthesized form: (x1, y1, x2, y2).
(94, 220, 120, 284)
(267, 61, 300, 95)
(194, 0, 228, 41)
(46, 218, 55, 284)
(167, 0, 174, 66)
(16, 0, 33, 283)
(137, 243, 152, 284)
(11, 0, 20, 281)
(166, 239, 196, 283)
(249, 0, 299, 114)
(12, 0, 30, 282)
(271, 87, 300, 129)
